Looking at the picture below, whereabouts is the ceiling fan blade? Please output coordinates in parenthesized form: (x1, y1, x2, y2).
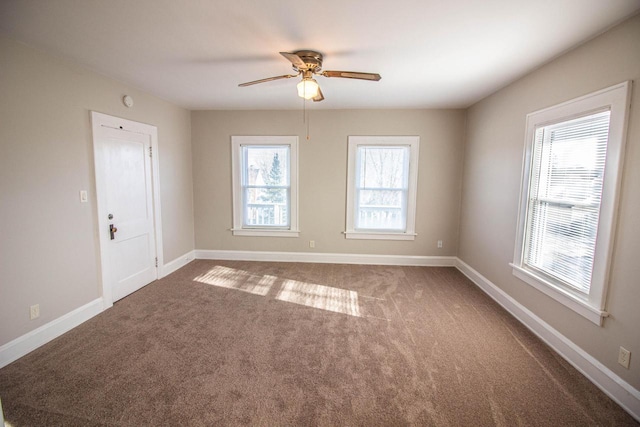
(322, 70, 381, 81)
(313, 87, 324, 102)
(280, 52, 308, 69)
(238, 74, 298, 87)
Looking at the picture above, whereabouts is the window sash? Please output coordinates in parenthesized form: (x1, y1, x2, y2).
(242, 188, 290, 228)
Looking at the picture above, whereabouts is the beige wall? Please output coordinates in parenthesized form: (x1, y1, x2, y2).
(0, 36, 195, 345)
(4, 11, 637, 396)
(192, 109, 465, 257)
(459, 15, 640, 388)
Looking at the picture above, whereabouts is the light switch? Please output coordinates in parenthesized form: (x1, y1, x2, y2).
(80, 190, 88, 203)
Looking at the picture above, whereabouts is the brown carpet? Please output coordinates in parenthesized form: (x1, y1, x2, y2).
(0, 260, 636, 426)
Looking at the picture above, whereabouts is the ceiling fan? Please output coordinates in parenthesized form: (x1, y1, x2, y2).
(238, 50, 381, 102)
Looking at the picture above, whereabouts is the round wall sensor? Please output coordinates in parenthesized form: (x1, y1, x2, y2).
(123, 95, 134, 108)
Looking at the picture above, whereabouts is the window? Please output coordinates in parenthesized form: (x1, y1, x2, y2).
(345, 136, 419, 240)
(512, 82, 631, 325)
(231, 136, 299, 237)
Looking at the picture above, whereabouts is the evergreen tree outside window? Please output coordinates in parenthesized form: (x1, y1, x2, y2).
(243, 147, 289, 227)
(258, 152, 286, 225)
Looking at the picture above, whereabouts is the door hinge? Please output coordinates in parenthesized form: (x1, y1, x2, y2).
(155, 257, 158, 267)
(149, 146, 152, 157)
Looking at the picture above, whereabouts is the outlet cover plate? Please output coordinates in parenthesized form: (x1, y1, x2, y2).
(29, 304, 40, 320)
(618, 346, 631, 369)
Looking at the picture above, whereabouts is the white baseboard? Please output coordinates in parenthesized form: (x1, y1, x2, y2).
(195, 249, 457, 267)
(0, 298, 104, 369)
(161, 250, 195, 278)
(455, 258, 640, 422)
(2, 253, 636, 421)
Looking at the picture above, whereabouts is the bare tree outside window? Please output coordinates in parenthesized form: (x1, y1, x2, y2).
(356, 146, 409, 230)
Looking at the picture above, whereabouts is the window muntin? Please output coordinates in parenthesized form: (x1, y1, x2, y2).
(231, 136, 299, 237)
(512, 82, 631, 325)
(345, 136, 419, 240)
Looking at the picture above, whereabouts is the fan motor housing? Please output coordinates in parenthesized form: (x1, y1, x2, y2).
(292, 50, 323, 72)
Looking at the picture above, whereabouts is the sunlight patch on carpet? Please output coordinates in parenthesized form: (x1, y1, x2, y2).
(276, 279, 361, 317)
(194, 265, 276, 296)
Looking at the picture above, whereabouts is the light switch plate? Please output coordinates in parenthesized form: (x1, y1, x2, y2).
(80, 190, 88, 203)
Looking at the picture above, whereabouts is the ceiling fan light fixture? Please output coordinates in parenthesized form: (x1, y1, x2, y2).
(297, 78, 319, 99)
(238, 50, 381, 103)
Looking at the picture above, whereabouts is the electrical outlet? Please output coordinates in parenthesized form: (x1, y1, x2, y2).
(437, 240, 443, 249)
(309, 240, 315, 248)
(30, 304, 40, 320)
(618, 347, 631, 369)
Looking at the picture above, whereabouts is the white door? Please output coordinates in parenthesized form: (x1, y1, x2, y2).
(93, 114, 158, 303)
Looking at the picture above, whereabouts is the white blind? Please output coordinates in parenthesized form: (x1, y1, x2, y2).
(525, 110, 611, 293)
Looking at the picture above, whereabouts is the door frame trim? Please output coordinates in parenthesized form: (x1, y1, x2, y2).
(90, 111, 163, 308)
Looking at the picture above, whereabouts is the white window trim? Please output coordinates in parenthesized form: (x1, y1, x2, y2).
(512, 81, 631, 325)
(345, 136, 419, 241)
(231, 136, 299, 237)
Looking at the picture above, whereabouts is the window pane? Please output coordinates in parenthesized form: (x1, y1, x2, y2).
(357, 189, 406, 230)
(244, 187, 288, 227)
(243, 146, 289, 186)
(358, 146, 407, 189)
(525, 110, 610, 293)
(527, 203, 599, 292)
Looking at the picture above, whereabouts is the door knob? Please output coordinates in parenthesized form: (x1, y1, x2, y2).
(109, 224, 118, 240)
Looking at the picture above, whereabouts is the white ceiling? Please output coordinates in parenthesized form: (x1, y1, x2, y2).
(1, 0, 639, 110)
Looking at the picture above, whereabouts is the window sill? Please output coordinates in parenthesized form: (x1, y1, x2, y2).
(231, 228, 300, 238)
(510, 264, 608, 326)
(344, 231, 416, 241)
